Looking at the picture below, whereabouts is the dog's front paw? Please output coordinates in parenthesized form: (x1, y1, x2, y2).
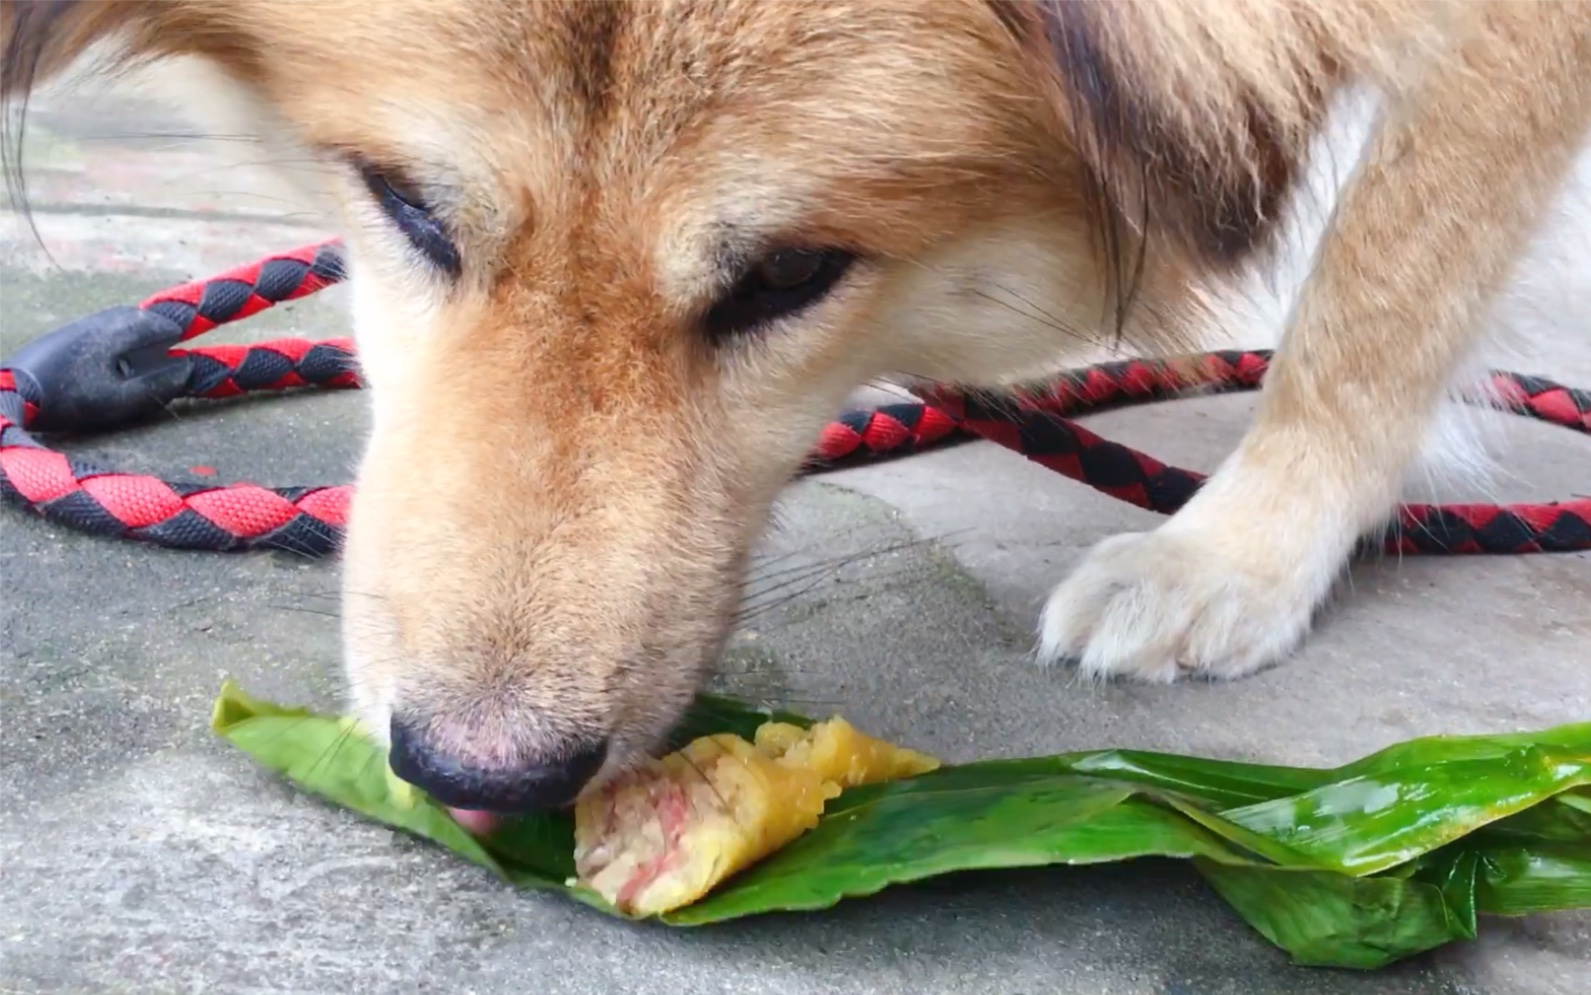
(1037, 527, 1335, 683)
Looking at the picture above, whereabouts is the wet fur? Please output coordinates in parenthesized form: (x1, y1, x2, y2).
(4, 1, 1589, 786)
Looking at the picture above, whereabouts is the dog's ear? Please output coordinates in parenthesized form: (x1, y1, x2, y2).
(0, 1, 167, 100)
(1, 1, 261, 213)
(3, 1, 152, 208)
(987, 0, 1323, 276)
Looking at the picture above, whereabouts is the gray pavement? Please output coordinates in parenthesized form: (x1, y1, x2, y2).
(2, 77, 1589, 995)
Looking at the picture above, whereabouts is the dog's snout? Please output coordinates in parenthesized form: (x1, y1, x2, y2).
(387, 715, 608, 814)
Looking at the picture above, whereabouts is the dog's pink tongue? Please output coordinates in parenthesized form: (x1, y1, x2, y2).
(449, 808, 501, 837)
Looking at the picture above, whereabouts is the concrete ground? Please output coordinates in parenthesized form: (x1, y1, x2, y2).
(2, 78, 1589, 995)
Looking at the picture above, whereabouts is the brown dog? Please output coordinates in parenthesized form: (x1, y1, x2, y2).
(4, 0, 1589, 816)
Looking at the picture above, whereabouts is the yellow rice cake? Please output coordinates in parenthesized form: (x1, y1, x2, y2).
(572, 717, 939, 915)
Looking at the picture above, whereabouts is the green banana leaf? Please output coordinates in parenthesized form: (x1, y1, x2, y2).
(209, 679, 1591, 970)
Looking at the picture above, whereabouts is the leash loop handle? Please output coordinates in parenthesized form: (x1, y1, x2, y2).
(3, 306, 191, 433)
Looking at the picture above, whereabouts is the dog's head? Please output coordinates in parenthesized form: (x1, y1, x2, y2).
(4, 0, 1316, 812)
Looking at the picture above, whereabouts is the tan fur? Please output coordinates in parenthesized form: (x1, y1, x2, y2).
(5, 1, 1588, 789)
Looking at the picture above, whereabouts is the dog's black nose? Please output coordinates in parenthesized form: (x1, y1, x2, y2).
(387, 716, 607, 814)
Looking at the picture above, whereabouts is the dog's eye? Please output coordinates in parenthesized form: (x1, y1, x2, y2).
(356, 164, 461, 279)
(704, 247, 856, 342)
(753, 249, 828, 291)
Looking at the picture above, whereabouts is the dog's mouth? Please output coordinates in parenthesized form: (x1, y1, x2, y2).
(448, 807, 502, 836)
(439, 753, 639, 838)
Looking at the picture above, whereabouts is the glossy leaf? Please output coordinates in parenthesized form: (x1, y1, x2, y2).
(210, 680, 1591, 969)
(1196, 860, 1474, 970)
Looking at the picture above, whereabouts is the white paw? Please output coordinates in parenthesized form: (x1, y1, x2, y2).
(1037, 527, 1334, 683)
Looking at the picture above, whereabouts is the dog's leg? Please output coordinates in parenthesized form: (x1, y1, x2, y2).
(1039, 6, 1591, 682)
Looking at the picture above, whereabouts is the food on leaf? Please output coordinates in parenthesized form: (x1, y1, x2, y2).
(210, 679, 1591, 970)
(573, 717, 940, 915)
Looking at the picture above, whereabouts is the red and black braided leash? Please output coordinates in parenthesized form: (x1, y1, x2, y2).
(2, 239, 1589, 557)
